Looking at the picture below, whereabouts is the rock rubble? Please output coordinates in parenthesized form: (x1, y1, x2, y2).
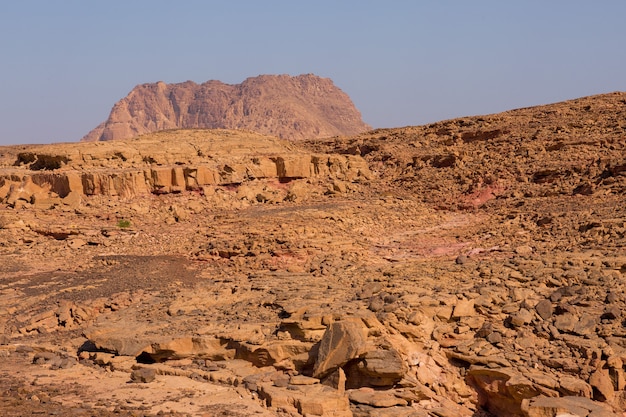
(1, 91, 625, 416)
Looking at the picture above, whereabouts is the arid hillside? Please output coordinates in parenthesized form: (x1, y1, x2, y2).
(0, 92, 625, 417)
(305, 91, 626, 206)
(81, 74, 371, 142)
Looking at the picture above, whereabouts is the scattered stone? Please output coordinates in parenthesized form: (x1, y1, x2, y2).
(346, 348, 407, 387)
(535, 299, 553, 320)
(572, 313, 597, 336)
(313, 320, 367, 379)
(348, 387, 408, 408)
(321, 367, 346, 394)
(455, 254, 468, 265)
(558, 375, 593, 398)
(271, 373, 290, 388)
(601, 305, 620, 320)
(589, 368, 614, 401)
(554, 313, 577, 333)
(368, 296, 385, 312)
(509, 308, 534, 327)
(32, 352, 58, 365)
(32, 352, 77, 369)
(452, 299, 475, 319)
(514, 245, 533, 256)
(475, 322, 493, 338)
(130, 368, 156, 383)
(289, 375, 320, 386)
(486, 332, 503, 344)
(521, 395, 616, 417)
(467, 367, 540, 416)
(67, 238, 87, 249)
(357, 282, 383, 299)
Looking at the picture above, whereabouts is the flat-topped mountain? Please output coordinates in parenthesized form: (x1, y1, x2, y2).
(81, 74, 371, 142)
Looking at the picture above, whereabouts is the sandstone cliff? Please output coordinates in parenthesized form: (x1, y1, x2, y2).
(81, 74, 371, 142)
(0, 129, 372, 204)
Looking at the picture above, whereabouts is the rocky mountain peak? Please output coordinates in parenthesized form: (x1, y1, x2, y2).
(81, 74, 371, 142)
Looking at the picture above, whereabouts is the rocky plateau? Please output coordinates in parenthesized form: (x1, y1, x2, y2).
(0, 91, 625, 416)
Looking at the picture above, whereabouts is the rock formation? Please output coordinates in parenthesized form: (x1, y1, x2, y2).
(81, 74, 371, 142)
(1, 91, 625, 416)
(0, 130, 371, 206)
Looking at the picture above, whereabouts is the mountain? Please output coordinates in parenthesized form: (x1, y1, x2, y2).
(81, 74, 371, 142)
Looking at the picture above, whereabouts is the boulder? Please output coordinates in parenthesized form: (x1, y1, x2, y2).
(62, 190, 82, 208)
(521, 395, 616, 417)
(279, 316, 328, 342)
(0, 179, 14, 201)
(83, 328, 152, 357)
(589, 368, 614, 401)
(313, 319, 368, 379)
(130, 367, 156, 383)
(345, 348, 407, 388)
(452, 299, 475, 319)
(257, 382, 352, 417)
(558, 375, 593, 398)
(467, 366, 541, 417)
(84, 323, 235, 361)
(348, 387, 408, 408)
(144, 337, 235, 362)
(554, 313, 577, 333)
(535, 299, 553, 320)
(150, 167, 175, 192)
(274, 156, 312, 179)
(232, 339, 312, 367)
(510, 308, 534, 327)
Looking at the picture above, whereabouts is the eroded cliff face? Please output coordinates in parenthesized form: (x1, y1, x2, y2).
(81, 74, 371, 142)
(1, 129, 371, 206)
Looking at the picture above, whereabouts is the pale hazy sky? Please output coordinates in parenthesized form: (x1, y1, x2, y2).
(1, 1, 625, 145)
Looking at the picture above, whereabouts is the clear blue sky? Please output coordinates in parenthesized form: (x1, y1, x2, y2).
(1, 1, 625, 145)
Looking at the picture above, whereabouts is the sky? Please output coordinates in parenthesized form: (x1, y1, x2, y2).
(1, 1, 625, 145)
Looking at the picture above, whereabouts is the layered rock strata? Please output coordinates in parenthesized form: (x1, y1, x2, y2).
(0, 130, 371, 207)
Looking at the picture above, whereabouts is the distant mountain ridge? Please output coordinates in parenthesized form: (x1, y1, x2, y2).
(81, 74, 371, 142)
